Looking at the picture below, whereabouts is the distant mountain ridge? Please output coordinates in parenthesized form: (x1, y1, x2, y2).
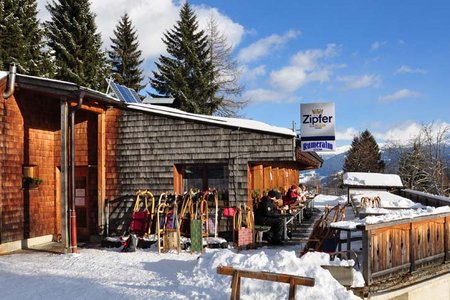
(309, 145, 400, 179)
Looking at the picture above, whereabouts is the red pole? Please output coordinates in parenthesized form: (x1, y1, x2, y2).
(70, 209, 77, 253)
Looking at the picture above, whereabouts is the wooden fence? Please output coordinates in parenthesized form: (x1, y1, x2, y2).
(398, 189, 450, 207)
(362, 212, 450, 285)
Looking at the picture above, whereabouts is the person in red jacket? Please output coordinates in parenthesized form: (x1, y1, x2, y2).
(284, 185, 301, 207)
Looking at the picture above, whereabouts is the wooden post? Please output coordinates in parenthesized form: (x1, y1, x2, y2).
(410, 223, 416, 272)
(217, 265, 315, 299)
(362, 229, 371, 285)
(97, 111, 106, 235)
(288, 277, 296, 300)
(60, 98, 69, 253)
(230, 270, 241, 300)
(445, 217, 449, 262)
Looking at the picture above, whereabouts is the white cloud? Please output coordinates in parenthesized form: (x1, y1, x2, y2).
(241, 65, 267, 82)
(338, 122, 450, 146)
(373, 122, 423, 144)
(195, 6, 245, 49)
(371, 41, 386, 50)
(378, 89, 421, 103)
(242, 88, 295, 103)
(336, 127, 359, 141)
(237, 30, 300, 63)
(37, 0, 245, 66)
(395, 65, 427, 75)
(337, 74, 381, 90)
(268, 44, 338, 92)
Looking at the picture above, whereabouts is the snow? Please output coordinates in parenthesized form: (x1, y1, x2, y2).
(332, 203, 450, 229)
(0, 246, 361, 300)
(402, 189, 450, 204)
(350, 190, 421, 208)
(0, 195, 368, 300)
(127, 103, 295, 137)
(343, 172, 404, 187)
(5, 193, 446, 298)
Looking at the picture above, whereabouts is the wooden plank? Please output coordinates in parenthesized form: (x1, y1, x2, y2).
(288, 278, 296, 300)
(362, 230, 372, 285)
(97, 111, 106, 235)
(173, 165, 181, 194)
(253, 165, 264, 194)
(217, 266, 315, 286)
(230, 270, 241, 300)
(445, 217, 450, 262)
(70, 102, 104, 114)
(263, 166, 272, 191)
(60, 99, 69, 253)
(410, 223, 416, 272)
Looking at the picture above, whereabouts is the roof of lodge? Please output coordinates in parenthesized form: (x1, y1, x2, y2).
(1, 72, 295, 137)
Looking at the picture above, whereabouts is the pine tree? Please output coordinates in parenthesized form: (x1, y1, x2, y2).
(207, 17, 246, 117)
(150, 3, 219, 114)
(0, 0, 51, 75)
(343, 129, 385, 173)
(108, 13, 144, 92)
(45, 0, 109, 90)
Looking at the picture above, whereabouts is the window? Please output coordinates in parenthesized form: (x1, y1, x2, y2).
(179, 164, 228, 200)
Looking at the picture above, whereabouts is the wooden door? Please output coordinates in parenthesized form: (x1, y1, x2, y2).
(75, 167, 89, 239)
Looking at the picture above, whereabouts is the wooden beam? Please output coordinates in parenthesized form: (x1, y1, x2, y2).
(60, 98, 69, 253)
(217, 265, 315, 286)
(97, 111, 106, 235)
(70, 102, 105, 114)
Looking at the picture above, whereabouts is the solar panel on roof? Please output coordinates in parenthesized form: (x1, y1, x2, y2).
(130, 89, 142, 102)
(108, 80, 142, 104)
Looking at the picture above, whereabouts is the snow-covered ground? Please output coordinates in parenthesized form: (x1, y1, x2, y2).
(0, 195, 364, 300)
(0, 246, 363, 299)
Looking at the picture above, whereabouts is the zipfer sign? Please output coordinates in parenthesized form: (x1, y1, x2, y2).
(300, 102, 335, 152)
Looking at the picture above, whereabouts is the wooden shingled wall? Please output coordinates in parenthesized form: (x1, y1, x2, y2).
(105, 109, 296, 206)
(0, 89, 60, 243)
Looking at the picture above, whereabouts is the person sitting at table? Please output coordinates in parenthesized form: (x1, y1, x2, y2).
(299, 184, 309, 200)
(254, 190, 284, 245)
(284, 184, 301, 207)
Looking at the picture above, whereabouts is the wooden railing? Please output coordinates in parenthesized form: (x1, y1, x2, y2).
(362, 212, 450, 285)
(217, 265, 315, 300)
(398, 189, 450, 207)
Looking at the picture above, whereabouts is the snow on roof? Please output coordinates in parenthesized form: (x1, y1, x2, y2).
(142, 97, 175, 105)
(343, 172, 404, 187)
(332, 206, 450, 229)
(350, 190, 421, 208)
(127, 102, 296, 136)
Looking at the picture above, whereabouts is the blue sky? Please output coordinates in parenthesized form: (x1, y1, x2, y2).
(37, 0, 450, 146)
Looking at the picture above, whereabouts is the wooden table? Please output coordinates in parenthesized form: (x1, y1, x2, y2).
(279, 209, 304, 240)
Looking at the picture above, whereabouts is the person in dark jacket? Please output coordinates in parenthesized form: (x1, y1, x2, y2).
(254, 190, 284, 245)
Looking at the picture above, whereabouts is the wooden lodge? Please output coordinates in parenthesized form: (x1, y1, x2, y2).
(0, 68, 322, 253)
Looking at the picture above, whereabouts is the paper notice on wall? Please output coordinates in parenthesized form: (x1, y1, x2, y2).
(75, 197, 85, 206)
(76, 189, 85, 197)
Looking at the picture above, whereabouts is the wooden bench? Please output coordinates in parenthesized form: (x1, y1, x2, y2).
(217, 265, 315, 300)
